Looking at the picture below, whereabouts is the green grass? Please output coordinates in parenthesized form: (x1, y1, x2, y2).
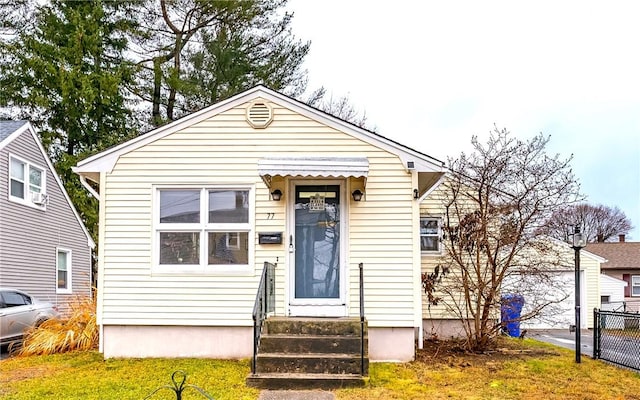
(0, 352, 259, 400)
(337, 339, 640, 400)
(2, 339, 640, 400)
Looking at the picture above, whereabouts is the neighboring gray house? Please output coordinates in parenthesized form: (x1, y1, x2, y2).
(0, 121, 94, 313)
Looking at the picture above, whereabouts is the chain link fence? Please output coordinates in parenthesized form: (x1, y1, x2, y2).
(594, 309, 640, 371)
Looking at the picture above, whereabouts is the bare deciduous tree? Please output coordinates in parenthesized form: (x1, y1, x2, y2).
(304, 88, 374, 131)
(426, 127, 582, 351)
(540, 203, 633, 242)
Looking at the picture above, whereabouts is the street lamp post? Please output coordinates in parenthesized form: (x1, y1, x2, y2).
(572, 225, 586, 363)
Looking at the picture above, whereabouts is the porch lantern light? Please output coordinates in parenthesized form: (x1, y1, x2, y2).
(413, 188, 419, 199)
(351, 189, 363, 202)
(571, 225, 586, 363)
(270, 189, 282, 201)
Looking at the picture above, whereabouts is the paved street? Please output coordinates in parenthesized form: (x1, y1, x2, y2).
(529, 329, 594, 357)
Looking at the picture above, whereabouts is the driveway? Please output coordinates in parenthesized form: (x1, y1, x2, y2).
(528, 329, 594, 357)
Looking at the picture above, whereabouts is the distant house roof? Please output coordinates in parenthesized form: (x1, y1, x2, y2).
(0, 120, 29, 145)
(585, 242, 640, 270)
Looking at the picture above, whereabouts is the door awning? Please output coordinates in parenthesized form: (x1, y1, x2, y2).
(258, 156, 368, 187)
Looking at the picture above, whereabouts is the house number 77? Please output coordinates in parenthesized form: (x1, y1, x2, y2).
(266, 213, 275, 220)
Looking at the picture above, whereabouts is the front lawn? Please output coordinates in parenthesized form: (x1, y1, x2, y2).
(1, 338, 639, 399)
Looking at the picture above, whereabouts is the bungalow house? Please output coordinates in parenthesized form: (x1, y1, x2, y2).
(73, 85, 448, 371)
(587, 236, 640, 312)
(0, 121, 94, 313)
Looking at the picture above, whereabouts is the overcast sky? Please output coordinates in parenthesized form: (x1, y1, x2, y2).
(287, 0, 640, 240)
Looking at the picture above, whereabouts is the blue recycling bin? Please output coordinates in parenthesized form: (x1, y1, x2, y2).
(501, 294, 525, 337)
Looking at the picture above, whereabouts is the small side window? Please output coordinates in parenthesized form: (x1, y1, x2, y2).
(57, 248, 72, 293)
(420, 217, 442, 253)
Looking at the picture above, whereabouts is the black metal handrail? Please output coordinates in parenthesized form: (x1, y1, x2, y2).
(251, 261, 276, 374)
(359, 262, 365, 376)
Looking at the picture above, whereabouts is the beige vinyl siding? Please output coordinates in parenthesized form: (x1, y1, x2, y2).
(581, 254, 601, 328)
(99, 101, 416, 328)
(419, 183, 452, 319)
(0, 130, 92, 314)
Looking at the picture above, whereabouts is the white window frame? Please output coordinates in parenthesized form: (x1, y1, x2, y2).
(152, 185, 255, 274)
(56, 247, 72, 294)
(8, 154, 46, 209)
(420, 216, 442, 254)
(632, 275, 640, 297)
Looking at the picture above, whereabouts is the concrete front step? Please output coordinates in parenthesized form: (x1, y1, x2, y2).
(247, 373, 366, 390)
(247, 317, 369, 390)
(257, 353, 369, 375)
(265, 317, 366, 336)
(260, 334, 368, 354)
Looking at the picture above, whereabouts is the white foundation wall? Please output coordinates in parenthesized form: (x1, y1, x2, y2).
(102, 325, 416, 362)
(368, 327, 415, 362)
(102, 326, 253, 359)
(422, 319, 469, 340)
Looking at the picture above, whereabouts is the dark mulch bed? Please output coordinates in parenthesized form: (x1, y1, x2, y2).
(415, 336, 560, 369)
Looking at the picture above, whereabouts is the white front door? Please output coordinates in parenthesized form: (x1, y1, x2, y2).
(288, 181, 347, 317)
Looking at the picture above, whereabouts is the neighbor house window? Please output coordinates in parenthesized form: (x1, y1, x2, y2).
(9, 155, 45, 205)
(56, 248, 72, 293)
(420, 217, 441, 252)
(156, 187, 252, 271)
(632, 276, 640, 296)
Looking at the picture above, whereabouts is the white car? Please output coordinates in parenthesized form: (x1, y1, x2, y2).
(0, 288, 59, 347)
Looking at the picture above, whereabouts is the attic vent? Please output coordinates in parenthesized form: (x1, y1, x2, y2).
(246, 101, 273, 128)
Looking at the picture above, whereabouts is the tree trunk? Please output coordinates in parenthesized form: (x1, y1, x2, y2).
(152, 57, 163, 126)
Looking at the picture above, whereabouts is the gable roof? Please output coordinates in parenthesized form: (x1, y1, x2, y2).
(0, 120, 95, 249)
(585, 242, 640, 270)
(0, 120, 29, 149)
(543, 235, 606, 263)
(601, 273, 628, 286)
(74, 85, 446, 181)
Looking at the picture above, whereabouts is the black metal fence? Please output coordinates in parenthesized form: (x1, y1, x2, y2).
(251, 261, 276, 374)
(593, 309, 640, 371)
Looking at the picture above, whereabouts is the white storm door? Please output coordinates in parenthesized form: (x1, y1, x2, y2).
(288, 181, 347, 317)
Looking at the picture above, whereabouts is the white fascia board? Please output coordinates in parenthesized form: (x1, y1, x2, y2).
(75, 85, 446, 174)
(544, 236, 608, 263)
(581, 249, 607, 263)
(74, 87, 267, 173)
(601, 273, 627, 286)
(0, 121, 29, 151)
(263, 90, 446, 173)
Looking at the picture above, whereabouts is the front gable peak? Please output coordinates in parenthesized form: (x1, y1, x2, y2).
(74, 85, 445, 180)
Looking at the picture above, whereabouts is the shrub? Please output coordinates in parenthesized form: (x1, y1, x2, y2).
(19, 295, 98, 355)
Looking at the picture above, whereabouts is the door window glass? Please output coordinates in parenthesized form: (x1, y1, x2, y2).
(294, 185, 340, 299)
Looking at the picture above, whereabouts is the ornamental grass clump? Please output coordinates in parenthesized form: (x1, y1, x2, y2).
(19, 295, 98, 355)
